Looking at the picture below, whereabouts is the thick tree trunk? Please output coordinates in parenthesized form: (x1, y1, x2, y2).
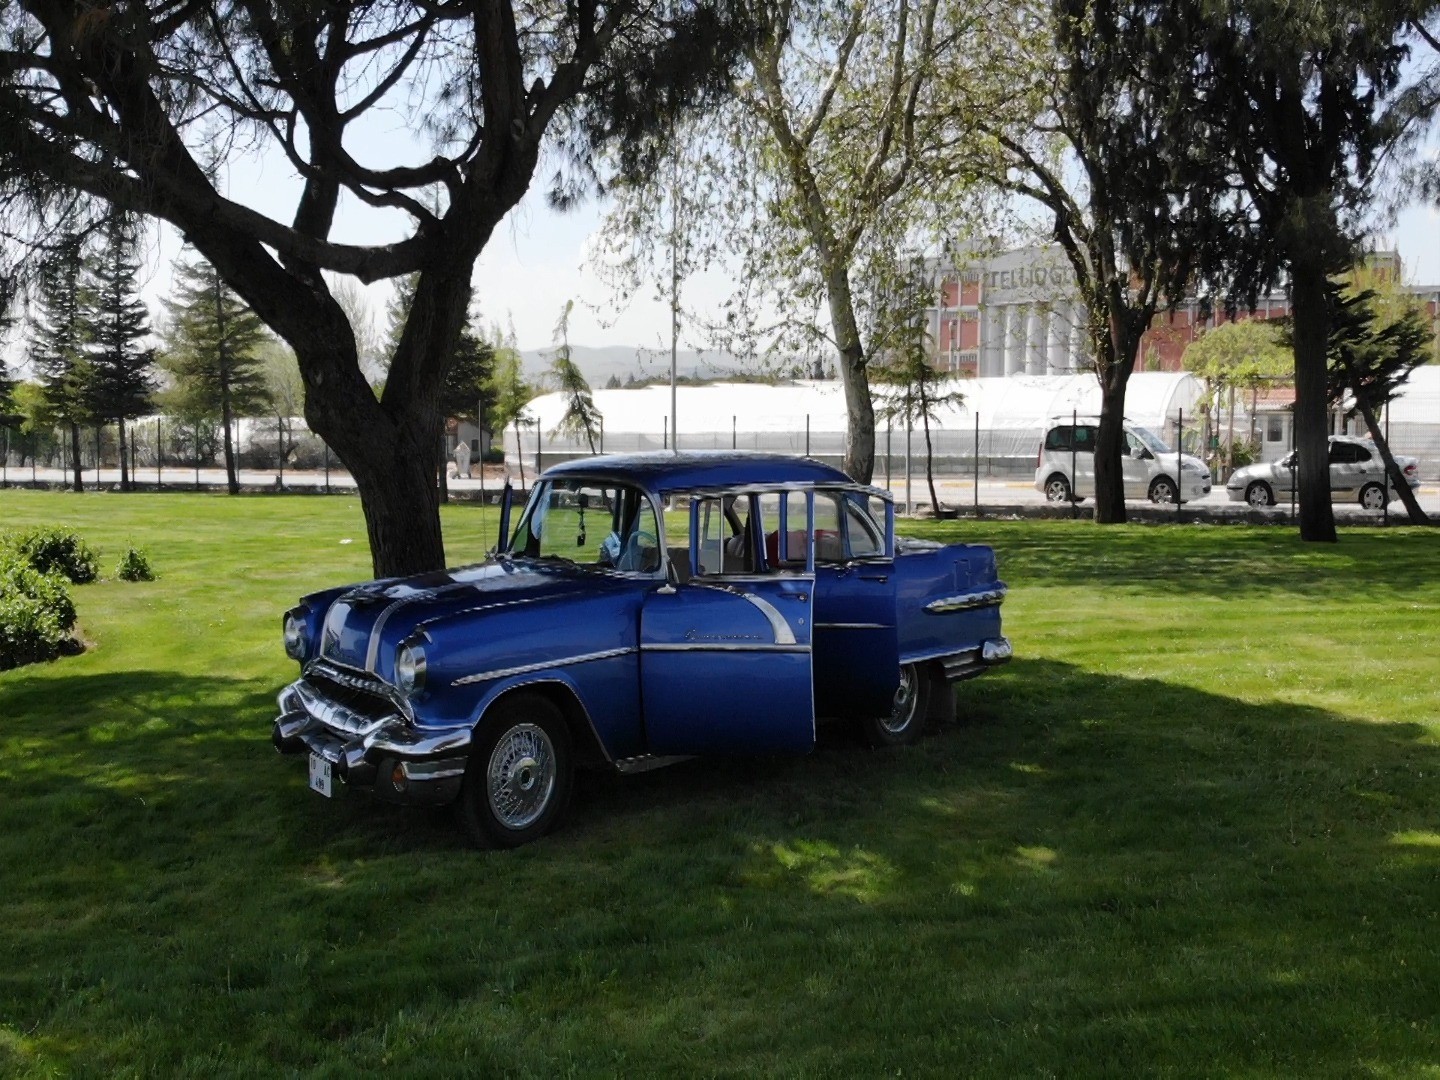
(69, 423, 82, 492)
(1353, 398, 1431, 525)
(1288, 257, 1338, 543)
(220, 398, 238, 495)
(823, 263, 875, 483)
(1093, 376, 1129, 524)
(118, 419, 129, 492)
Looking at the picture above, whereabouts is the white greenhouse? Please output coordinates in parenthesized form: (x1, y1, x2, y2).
(504, 372, 1207, 479)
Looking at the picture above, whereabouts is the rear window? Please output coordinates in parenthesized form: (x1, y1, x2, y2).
(1045, 425, 1096, 453)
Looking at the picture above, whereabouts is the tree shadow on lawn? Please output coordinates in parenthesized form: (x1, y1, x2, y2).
(918, 520, 1440, 600)
(559, 658, 1440, 1073)
(2, 660, 1438, 1075)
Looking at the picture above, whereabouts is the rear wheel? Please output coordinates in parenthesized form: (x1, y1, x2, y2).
(1043, 474, 1073, 503)
(862, 663, 929, 747)
(1359, 482, 1386, 511)
(455, 693, 573, 849)
(1245, 481, 1274, 508)
(1149, 476, 1178, 504)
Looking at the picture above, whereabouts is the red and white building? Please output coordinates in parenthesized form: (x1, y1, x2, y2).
(923, 246, 1440, 377)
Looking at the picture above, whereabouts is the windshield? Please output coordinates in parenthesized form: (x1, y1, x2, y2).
(1128, 425, 1172, 455)
(506, 479, 662, 574)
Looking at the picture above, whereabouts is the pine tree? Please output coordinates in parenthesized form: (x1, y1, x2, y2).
(159, 252, 269, 494)
(84, 216, 156, 491)
(0, 272, 16, 410)
(549, 301, 601, 454)
(31, 232, 93, 492)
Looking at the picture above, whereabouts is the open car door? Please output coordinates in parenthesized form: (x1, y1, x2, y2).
(639, 491, 816, 756)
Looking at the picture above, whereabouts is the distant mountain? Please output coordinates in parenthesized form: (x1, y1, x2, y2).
(520, 345, 752, 388)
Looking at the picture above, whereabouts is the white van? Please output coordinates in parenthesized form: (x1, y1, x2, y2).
(1034, 416, 1212, 504)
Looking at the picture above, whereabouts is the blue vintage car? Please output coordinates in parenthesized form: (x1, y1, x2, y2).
(273, 452, 1011, 847)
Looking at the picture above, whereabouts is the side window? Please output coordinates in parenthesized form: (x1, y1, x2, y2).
(1045, 426, 1072, 452)
(1328, 442, 1349, 464)
(1073, 426, 1097, 452)
(692, 495, 758, 577)
(1352, 444, 1372, 463)
(812, 493, 845, 563)
(844, 493, 885, 559)
(755, 491, 807, 569)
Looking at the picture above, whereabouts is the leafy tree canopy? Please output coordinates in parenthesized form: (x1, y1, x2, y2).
(1181, 320, 1292, 389)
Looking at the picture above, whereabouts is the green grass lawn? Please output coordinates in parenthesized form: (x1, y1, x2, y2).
(1, 489, 1437, 1076)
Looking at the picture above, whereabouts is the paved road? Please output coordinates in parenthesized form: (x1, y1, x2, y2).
(4, 462, 1437, 519)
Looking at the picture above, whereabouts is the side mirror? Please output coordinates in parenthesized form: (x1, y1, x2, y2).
(1129, 446, 1145, 460)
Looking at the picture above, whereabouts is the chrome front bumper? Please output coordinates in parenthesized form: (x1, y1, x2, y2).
(272, 677, 471, 805)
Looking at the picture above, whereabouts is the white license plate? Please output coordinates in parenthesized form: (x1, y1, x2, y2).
(308, 753, 333, 798)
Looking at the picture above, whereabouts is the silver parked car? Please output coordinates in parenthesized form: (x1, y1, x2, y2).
(1225, 434, 1421, 509)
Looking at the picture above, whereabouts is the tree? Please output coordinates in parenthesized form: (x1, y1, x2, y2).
(1321, 281, 1433, 524)
(487, 330, 535, 489)
(84, 215, 156, 491)
(597, 0, 1034, 484)
(30, 232, 94, 492)
(0, 271, 16, 411)
(1196, 0, 1435, 542)
(872, 322, 965, 516)
(974, 0, 1235, 524)
(1181, 319, 1292, 472)
(160, 253, 269, 494)
(549, 302, 602, 453)
(0, 2, 759, 577)
(259, 339, 305, 483)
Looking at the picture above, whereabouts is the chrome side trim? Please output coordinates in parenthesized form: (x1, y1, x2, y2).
(814, 622, 890, 630)
(613, 754, 693, 775)
(737, 591, 798, 644)
(641, 643, 811, 654)
(924, 586, 1008, 613)
(692, 581, 800, 645)
(452, 646, 637, 687)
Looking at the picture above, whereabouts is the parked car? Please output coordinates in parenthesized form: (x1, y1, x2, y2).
(1034, 416, 1212, 504)
(1224, 435, 1421, 509)
(273, 452, 1012, 848)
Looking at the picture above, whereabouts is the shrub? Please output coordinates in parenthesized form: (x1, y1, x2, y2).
(2, 527, 99, 584)
(115, 546, 156, 582)
(0, 555, 77, 670)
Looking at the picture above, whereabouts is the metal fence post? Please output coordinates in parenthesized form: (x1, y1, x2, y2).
(732, 415, 736, 450)
(885, 418, 892, 491)
(324, 444, 331, 494)
(805, 414, 810, 458)
(973, 412, 980, 513)
(194, 425, 200, 490)
(1071, 408, 1078, 519)
(157, 419, 162, 489)
(1176, 407, 1183, 524)
(1384, 401, 1390, 527)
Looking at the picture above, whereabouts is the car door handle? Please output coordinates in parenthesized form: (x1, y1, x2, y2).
(784, 592, 809, 602)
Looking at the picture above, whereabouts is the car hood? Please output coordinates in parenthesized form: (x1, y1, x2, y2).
(309, 559, 602, 674)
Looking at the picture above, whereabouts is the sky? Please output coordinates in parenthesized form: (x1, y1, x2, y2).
(9, 72, 1440, 371)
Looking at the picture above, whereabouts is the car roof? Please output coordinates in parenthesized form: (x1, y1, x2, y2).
(540, 451, 858, 494)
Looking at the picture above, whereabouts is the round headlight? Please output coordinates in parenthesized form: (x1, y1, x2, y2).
(283, 612, 307, 660)
(395, 642, 427, 697)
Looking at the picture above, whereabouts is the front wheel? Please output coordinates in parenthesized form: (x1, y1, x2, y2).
(455, 693, 573, 849)
(1149, 476, 1178, 504)
(1043, 474, 1073, 503)
(1245, 481, 1274, 508)
(862, 663, 930, 747)
(1359, 482, 1387, 511)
